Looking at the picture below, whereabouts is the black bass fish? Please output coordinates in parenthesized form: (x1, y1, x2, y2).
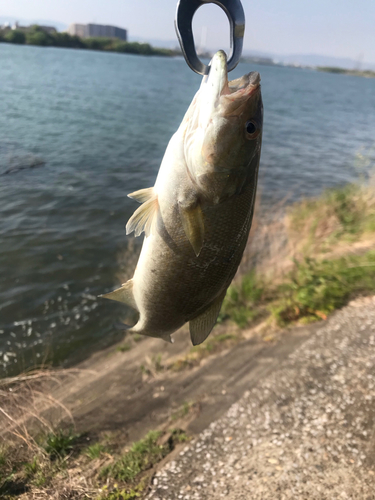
(102, 50, 263, 345)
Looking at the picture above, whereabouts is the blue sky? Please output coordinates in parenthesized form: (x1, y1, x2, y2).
(2, 0, 375, 64)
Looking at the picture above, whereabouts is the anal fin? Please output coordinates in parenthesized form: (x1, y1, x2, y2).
(126, 187, 158, 237)
(189, 290, 226, 346)
(99, 279, 138, 311)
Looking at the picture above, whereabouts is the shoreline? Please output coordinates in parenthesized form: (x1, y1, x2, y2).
(317, 66, 375, 78)
(0, 26, 178, 57)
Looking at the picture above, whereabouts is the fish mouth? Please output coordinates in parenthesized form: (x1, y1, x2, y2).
(199, 51, 260, 123)
(198, 51, 260, 126)
(205, 50, 260, 99)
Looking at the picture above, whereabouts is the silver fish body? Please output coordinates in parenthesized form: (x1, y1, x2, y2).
(102, 51, 263, 345)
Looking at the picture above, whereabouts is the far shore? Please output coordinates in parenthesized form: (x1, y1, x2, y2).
(0, 24, 178, 57)
(317, 66, 375, 78)
(1, 25, 375, 78)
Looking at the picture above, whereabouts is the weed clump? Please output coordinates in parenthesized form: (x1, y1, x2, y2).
(101, 431, 165, 482)
(42, 428, 80, 459)
(117, 343, 132, 353)
(223, 251, 375, 329)
(85, 442, 107, 460)
(99, 429, 187, 499)
(271, 252, 375, 325)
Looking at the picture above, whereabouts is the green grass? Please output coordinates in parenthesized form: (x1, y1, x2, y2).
(220, 271, 264, 328)
(223, 250, 375, 329)
(270, 251, 375, 326)
(0, 447, 11, 490)
(287, 183, 375, 252)
(99, 480, 147, 500)
(24, 457, 47, 487)
(169, 428, 189, 443)
(85, 443, 107, 460)
(117, 343, 132, 353)
(0, 447, 6, 470)
(42, 428, 80, 459)
(100, 429, 187, 487)
(171, 401, 195, 421)
(97, 430, 188, 499)
(152, 354, 164, 371)
(101, 431, 166, 483)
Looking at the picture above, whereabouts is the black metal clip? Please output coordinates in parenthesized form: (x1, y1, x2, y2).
(175, 0, 245, 75)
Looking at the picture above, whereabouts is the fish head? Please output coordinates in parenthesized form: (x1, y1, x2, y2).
(183, 50, 263, 201)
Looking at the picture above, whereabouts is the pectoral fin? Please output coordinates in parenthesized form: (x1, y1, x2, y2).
(128, 187, 154, 204)
(126, 187, 158, 237)
(189, 290, 226, 346)
(99, 279, 138, 311)
(179, 202, 204, 257)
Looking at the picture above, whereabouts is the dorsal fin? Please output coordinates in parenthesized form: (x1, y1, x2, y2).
(179, 202, 204, 257)
(126, 187, 158, 237)
(99, 279, 138, 311)
(189, 290, 226, 345)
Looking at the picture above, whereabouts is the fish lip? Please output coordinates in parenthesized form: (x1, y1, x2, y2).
(197, 51, 230, 128)
(205, 50, 230, 98)
(227, 71, 261, 99)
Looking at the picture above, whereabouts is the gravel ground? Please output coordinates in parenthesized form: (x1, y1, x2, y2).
(147, 296, 375, 500)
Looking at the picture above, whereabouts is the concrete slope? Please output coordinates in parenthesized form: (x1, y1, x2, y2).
(147, 297, 375, 499)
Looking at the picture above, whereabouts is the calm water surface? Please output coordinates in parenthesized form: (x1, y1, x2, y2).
(0, 44, 374, 376)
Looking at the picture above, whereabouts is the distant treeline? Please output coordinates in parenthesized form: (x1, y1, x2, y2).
(0, 24, 176, 57)
(317, 66, 375, 78)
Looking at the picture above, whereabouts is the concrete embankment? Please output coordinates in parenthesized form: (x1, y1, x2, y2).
(147, 296, 375, 499)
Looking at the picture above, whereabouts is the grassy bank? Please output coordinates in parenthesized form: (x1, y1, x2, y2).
(0, 425, 188, 500)
(223, 178, 375, 330)
(0, 367, 191, 499)
(0, 25, 175, 57)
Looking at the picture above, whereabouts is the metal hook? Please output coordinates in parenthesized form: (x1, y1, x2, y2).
(175, 0, 245, 75)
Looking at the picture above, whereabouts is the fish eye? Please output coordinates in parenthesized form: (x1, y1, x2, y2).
(245, 121, 257, 136)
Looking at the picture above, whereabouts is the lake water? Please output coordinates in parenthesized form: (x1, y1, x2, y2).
(0, 43, 374, 376)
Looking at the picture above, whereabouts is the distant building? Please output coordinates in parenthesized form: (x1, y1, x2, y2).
(68, 23, 86, 38)
(38, 25, 57, 34)
(67, 23, 127, 41)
